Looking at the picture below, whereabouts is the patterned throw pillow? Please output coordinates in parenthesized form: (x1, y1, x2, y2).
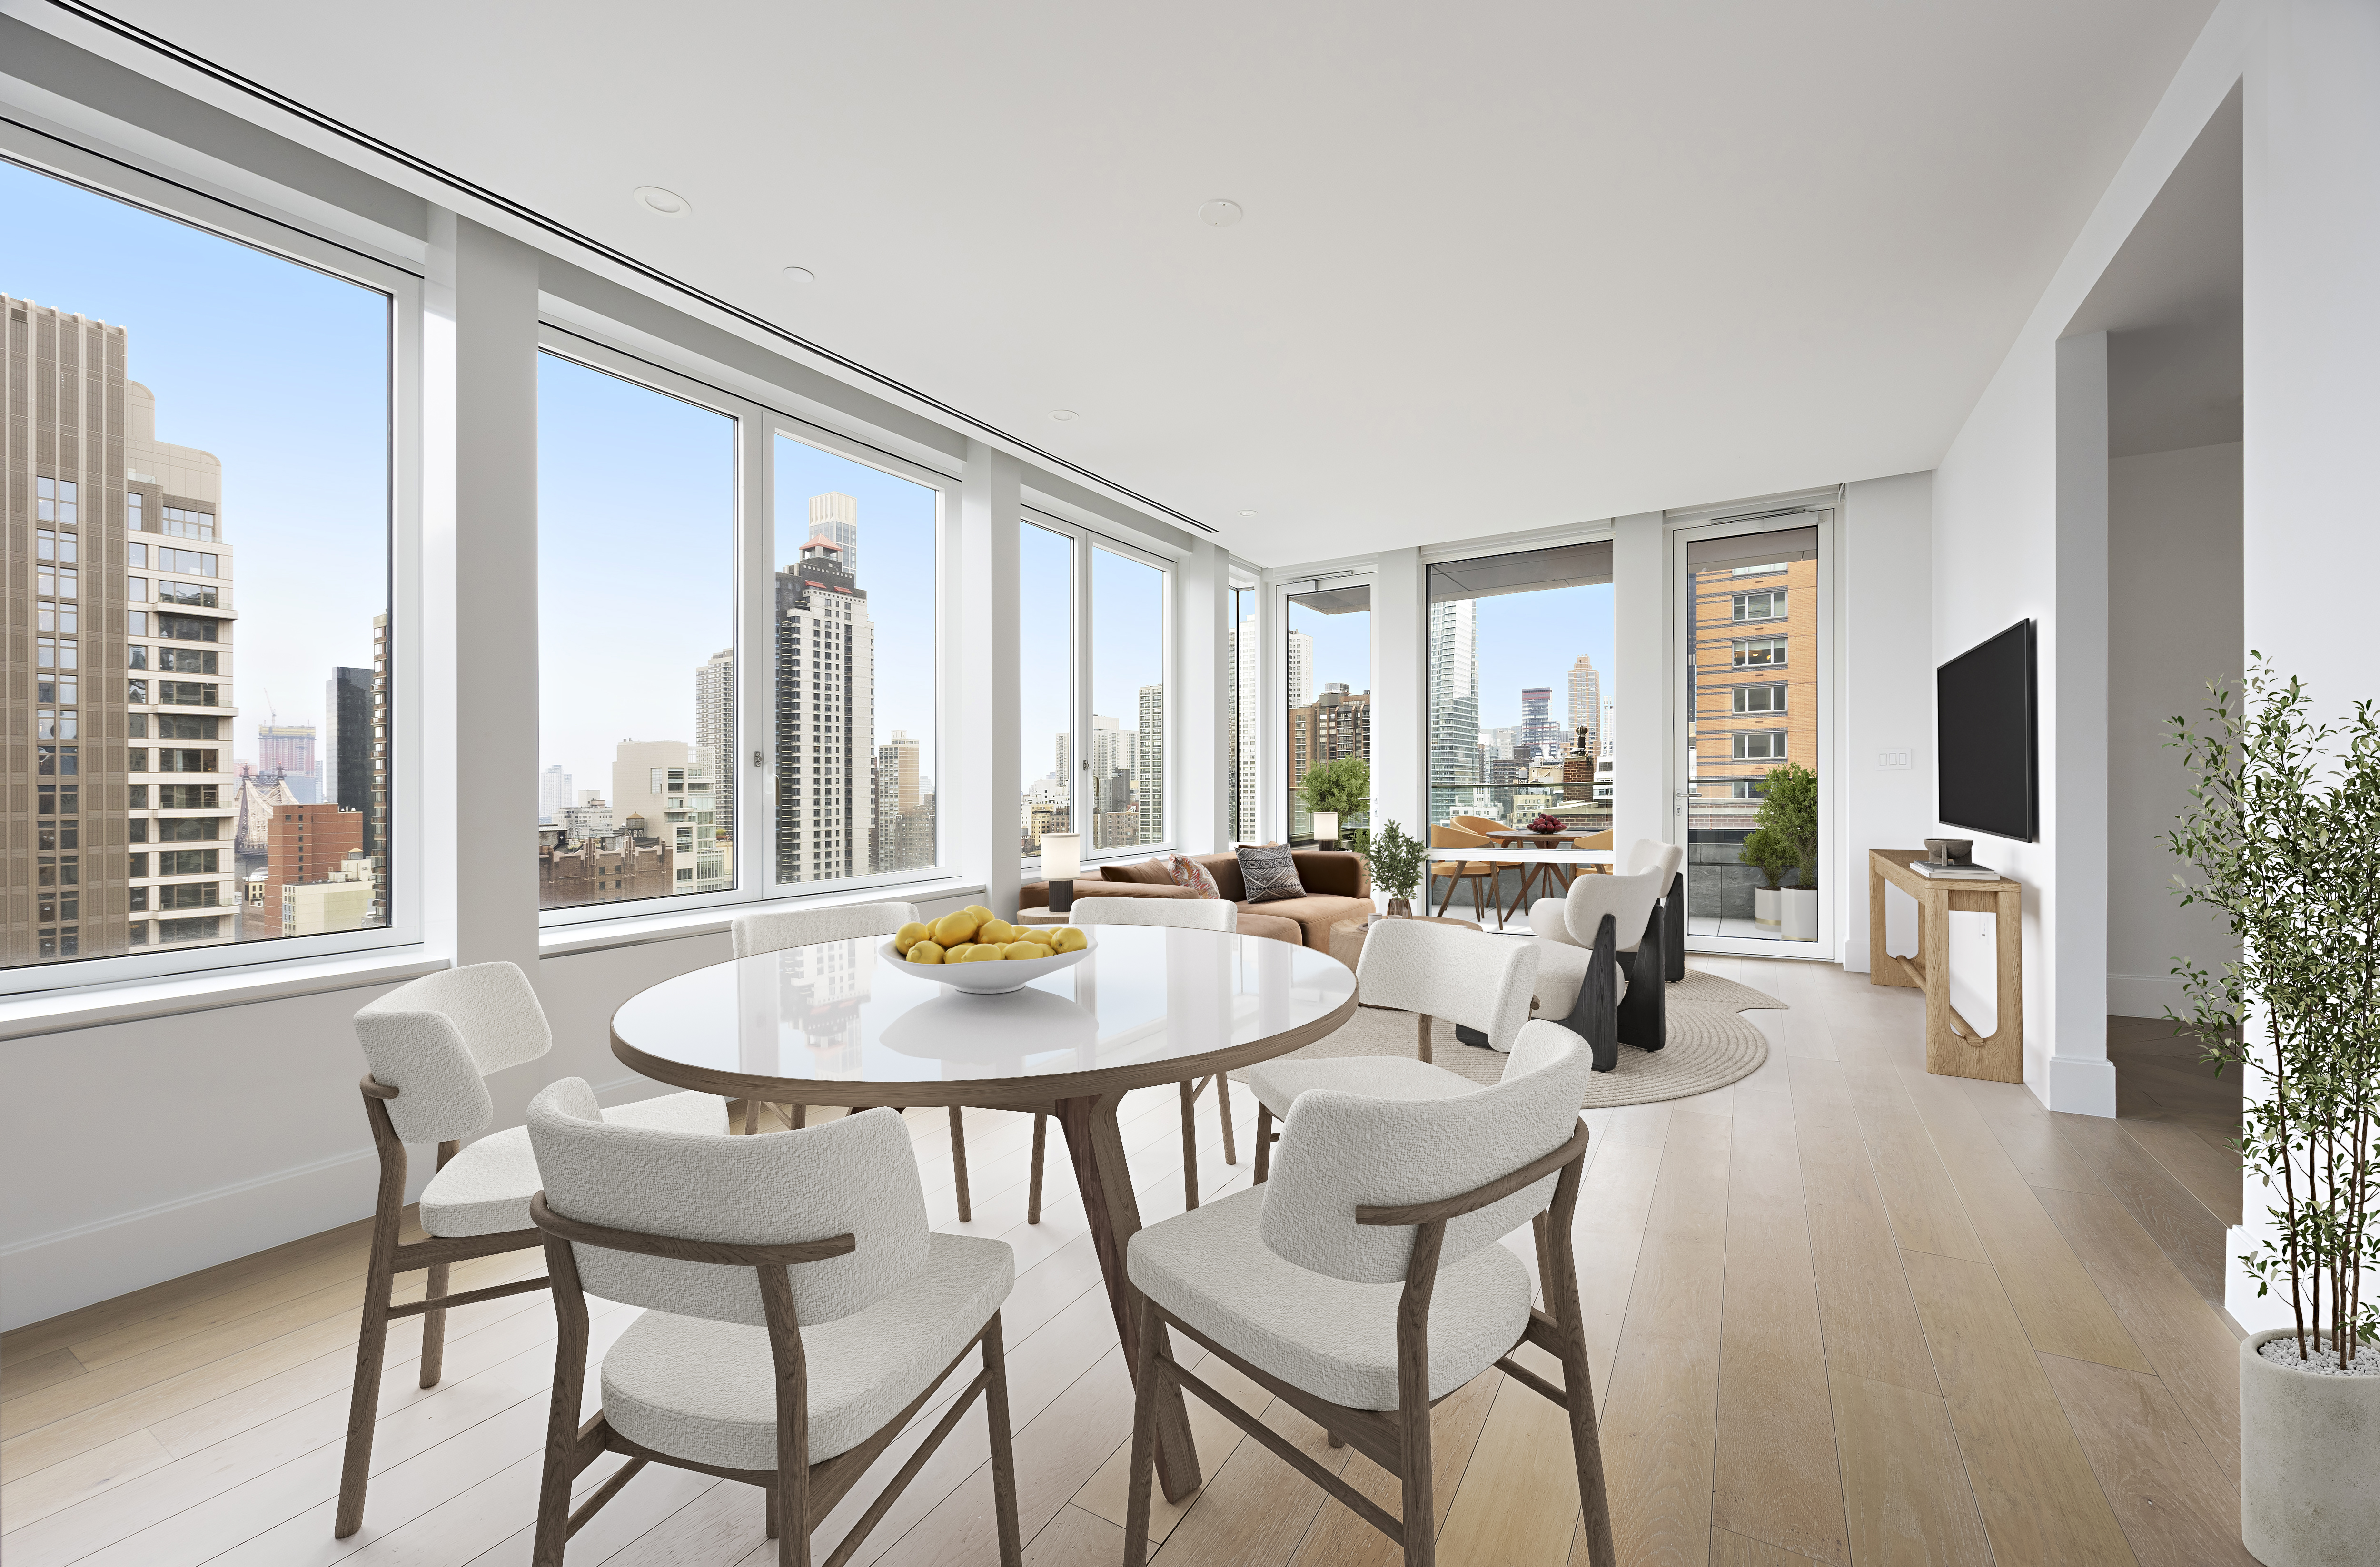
(1162, 853, 1222, 899)
(1235, 844, 1307, 904)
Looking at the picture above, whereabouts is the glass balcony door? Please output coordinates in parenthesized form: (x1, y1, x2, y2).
(1277, 577, 1374, 849)
(1673, 514, 1831, 955)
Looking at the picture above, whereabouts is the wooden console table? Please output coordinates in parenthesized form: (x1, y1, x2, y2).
(1867, 849, 2023, 1082)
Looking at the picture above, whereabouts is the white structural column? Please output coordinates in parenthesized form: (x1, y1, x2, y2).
(2048, 330, 2115, 1114)
(1611, 512, 1666, 853)
(958, 441, 1022, 914)
(434, 215, 542, 972)
(1371, 548, 1424, 838)
(1174, 539, 1229, 852)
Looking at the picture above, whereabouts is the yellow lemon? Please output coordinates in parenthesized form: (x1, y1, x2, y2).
(978, 918, 1016, 946)
(1022, 943, 1055, 959)
(893, 921, 931, 954)
(946, 943, 977, 961)
(906, 941, 946, 964)
(1002, 941, 1047, 960)
(964, 904, 996, 924)
(1050, 927, 1088, 953)
(960, 945, 1008, 962)
(932, 911, 981, 946)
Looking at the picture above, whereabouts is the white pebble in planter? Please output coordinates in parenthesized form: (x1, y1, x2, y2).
(2240, 1327, 2380, 1565)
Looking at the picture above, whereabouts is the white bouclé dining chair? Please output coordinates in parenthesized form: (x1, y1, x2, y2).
(1120, 1021, 1615, 1567)
(337, 961, 724, 1538)
(525, 1082, 1022, 1567)
(732, 900, 986, 1226)
(1242, 917, 1539, 1183)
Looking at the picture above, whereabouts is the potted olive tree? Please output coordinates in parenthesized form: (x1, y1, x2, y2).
(1298, 756, 1370, 851)
(1367, 819, 1426, 918)
(1740, 827, 1793, 930)
(2166, 660, 2379, 1567)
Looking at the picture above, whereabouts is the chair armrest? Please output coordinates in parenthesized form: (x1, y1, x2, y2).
(1529, 898, 1580, 946)
(530, 1192, 857, 1266)
(359, 1073, 398, 1100)
(1353, 1120, 1590, 1225)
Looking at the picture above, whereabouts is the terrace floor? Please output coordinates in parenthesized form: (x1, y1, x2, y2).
(0, 957, 2251, 1567)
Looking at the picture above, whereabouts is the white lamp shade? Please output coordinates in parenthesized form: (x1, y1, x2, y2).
(1311, 811, 1338, 841)
(1042, 832, 1081, 879)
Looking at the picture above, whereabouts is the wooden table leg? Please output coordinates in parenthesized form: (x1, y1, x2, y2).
(1057, 1090, 1202, 1504)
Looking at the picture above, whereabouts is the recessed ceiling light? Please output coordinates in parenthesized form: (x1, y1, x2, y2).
(1238, 509, 1259, 517)
(1050, 409, 1078, 422)
(782, 265, 816, 284)
(1200, 199, 1244, 227)
(634, 186, 689, 215)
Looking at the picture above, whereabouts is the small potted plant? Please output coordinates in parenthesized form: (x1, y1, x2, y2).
(2166, 660, 2379, 1567)
(1367, 818, 1426, 918)
(1739, 826, 1794, 929)
(1297, 756, 1370, 851)
(1755, 763, 1820, 940)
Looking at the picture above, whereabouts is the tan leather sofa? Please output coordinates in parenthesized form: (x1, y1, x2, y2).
(1020, 849, 1373, 951)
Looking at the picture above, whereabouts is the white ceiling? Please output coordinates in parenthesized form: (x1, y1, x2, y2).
(101, 0, 2214, 563)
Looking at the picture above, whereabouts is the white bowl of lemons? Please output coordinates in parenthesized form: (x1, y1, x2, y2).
(886, 906, 1094, 995)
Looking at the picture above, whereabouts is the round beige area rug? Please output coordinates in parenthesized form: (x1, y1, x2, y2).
(1237, 966, 1786, 1108)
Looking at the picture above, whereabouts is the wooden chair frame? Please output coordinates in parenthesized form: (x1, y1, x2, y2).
(527, 1193, 1023, 1567)
(337, 1074, 554, 1539)
(1122, 1120, 1616, 1567)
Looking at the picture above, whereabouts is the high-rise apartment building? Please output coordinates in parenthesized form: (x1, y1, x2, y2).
(694, 648, 733, 833)
(1426, 598, 1480, 792)
(1567, 653, 1602, 759)
(1135, 683, 1166, 844)
(1287, 629, 1314, 710)
(1688, 553, 1820, 796)
(327, 666, 372, 818)
(1230, 614, 1260, 842)
(610, 739, 725, 892)
(807, 492, 859, 579)
(367, 613, 389, 922)
(6, 296, 244, 962)
(871, 729, 933, 874)
(1519, 686, 1558, 759)
(537, 763, 572, 824)
(774, 536, 875, 883)
(257, 723, 316, 792)
(1289, 682, 1371, 799)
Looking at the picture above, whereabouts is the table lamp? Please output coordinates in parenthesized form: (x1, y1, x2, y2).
(1043, 832, 1081, 913)
(1311, 810, 1339, 851)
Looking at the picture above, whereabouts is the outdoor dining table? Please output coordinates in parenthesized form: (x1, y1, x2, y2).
(609, 923, 1359, 1504)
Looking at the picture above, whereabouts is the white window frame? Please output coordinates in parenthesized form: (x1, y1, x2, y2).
(1023, 508, 1177, 868)
(0, 128, 426, 996)
(1668, 504, 1837, 961)
(1274, 566, 1380, 848)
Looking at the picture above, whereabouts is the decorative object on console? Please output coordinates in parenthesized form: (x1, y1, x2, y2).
(1161, 851, 1222, 898)
(1366, 818, 1426, 918)
(1041, 832, 1080, 913)
(1235, 842, 1308, 903)
(1923, 836, 1973, 865)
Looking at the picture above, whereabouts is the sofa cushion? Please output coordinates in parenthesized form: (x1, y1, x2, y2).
(1236, 845, 1307, 903)
(1162, 852, 1223, 899)
(1103, 858, 1176, 886)
(1237, 910, 1306, 946)
(1236, 893, 1377, 951)
(1196, 853, 1250, 902)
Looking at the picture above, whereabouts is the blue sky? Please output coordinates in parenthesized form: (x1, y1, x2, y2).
(2, 158, 389, 765)
(1279, 581, 1615, 735)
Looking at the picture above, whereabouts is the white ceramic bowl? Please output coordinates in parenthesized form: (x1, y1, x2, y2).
(882, 931, 1095, 994)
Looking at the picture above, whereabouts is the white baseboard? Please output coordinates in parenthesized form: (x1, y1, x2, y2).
(2046, 1053, 2119, 1118)
(2107, 971, 2188, 1020)
(0, 1072, 668, 1332)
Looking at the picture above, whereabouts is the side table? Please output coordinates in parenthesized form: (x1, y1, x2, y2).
(1867, 849, 2023, 1082)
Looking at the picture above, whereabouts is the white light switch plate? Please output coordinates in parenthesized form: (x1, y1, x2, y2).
(1877, 749, 1912, 770)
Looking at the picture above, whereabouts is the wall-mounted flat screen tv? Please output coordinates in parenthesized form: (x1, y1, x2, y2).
(1937, 619, 2039, 841)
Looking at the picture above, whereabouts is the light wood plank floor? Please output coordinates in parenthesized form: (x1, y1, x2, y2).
(1, 959, 2252, 1567)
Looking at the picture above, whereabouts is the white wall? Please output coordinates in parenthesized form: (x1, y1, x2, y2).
(2106, 442, 2241, 1016)
(2229, 0, 2380, 1334)
(1836, 472, 1936, 972)
(1927, 4, 2248, 1115)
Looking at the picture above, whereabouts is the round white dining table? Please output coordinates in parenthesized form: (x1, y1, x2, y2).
(610, 924, 1359, 1504)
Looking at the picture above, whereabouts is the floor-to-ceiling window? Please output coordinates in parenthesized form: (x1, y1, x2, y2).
(772, 435, 942, 888)
(1425, 542, 1615, 840)
(1090, 544, 1169, 855)
(537, 352, 736, 909)
(1679, 522, 1824, 943)
(1285, 583, 1371, 848)
(1227, 581, 1258, 844)
(2, 156, 395, 977)
(1018, 521, 1077, 864)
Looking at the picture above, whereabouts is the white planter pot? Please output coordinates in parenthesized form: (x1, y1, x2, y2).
(2241, 1328, 2380, 1564)
(1781, 888, 1819, 941)
(1753, 888, 1781, 928)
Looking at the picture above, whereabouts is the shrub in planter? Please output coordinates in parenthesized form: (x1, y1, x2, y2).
(2166, 659, 2380, 1565)
(1367, 819, 1426, 918)
(1740, 827, 1795, 927)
